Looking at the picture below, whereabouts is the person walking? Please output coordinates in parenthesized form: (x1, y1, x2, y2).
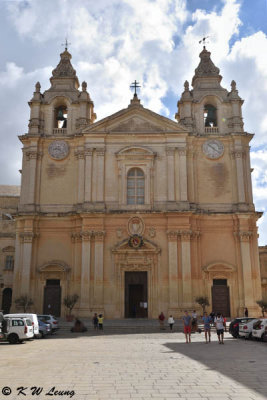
(191, 310, 198, 333)
(168, 315, 175, 331)
(158, 312, 165, 330)
(244, 307, 248, 317)
(92, 313, 98, 331)
(98, 314, 104, 332)
(182, 311, 192, 343)
(202, 312, 212, 343)
(214, 313, 224, 344)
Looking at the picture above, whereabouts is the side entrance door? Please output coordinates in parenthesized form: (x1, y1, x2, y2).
(43, 279, 61, 317)
(212, 279, 230, 317)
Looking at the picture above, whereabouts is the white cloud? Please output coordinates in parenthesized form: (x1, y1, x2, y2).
(1, 0, 267, 245)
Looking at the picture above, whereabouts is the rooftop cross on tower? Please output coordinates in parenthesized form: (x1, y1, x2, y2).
(199, 35, 210, 49)
(130, 80, 141, 96)
(62, 37, 71, 51)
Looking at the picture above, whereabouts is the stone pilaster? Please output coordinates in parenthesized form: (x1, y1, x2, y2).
(26, 150, 41, 206)
(178, 147, 188, 202)
(75, 149, 85, 204)
(94, 231, 105, 310)
(167, 231, 179, 311)
(238, 231, 254, 311)
(80, 230, 92, 309)
(180, 230, 192, 308)
(96, 148, 105, 202)
(166, 147, 175, 201)
(19, 232, 37, 294)
(231, 150, 246, 203)
(84, 148, 93, 203)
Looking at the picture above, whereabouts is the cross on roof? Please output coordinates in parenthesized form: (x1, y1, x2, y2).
(62, 38, 71, 51)
(199, 36, 209, 48)
(130, 80, 141, 96)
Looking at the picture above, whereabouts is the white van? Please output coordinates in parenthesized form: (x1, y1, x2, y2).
(2, 317, 34, 343)
(4, 313, 39, 337)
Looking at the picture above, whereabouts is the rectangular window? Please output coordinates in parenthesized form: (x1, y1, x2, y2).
(5, 255, 14, 270)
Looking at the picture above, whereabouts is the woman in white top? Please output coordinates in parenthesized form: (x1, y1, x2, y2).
(168, 315, 175, 331)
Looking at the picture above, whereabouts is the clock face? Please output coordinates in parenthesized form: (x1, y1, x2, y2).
(48, 141, 69, 160)
(202, 140, 224, 159)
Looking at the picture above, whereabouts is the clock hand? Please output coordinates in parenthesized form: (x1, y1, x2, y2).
(208, 144, 219, 153)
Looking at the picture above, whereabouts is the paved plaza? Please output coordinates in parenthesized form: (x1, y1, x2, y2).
(0, 329, 266, 400)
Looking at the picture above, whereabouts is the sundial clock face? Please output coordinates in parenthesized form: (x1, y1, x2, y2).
(202, 139, 224, 159)
(48, 141, 69, 160)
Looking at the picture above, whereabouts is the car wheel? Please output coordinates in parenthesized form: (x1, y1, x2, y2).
(8, 333, 19, 344)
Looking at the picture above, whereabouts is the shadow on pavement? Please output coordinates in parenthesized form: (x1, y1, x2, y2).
(163, 337, 267, 398)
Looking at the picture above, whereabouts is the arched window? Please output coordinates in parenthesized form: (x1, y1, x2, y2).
(54, 105, 68, 128)
(127, 168, 145, 205)
(204, 104, 217, 127)
(5, 255, 14, 270)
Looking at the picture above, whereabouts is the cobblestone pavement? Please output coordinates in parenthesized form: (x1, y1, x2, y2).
(0, 330, 266, 400)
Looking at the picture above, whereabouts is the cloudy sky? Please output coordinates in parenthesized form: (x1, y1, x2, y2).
(0, 0, 266, 244)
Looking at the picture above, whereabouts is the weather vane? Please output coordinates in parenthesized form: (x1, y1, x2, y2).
(199, 36, 209, 48)
(130, 80, 141, 96)
(62, 38, 71, 51)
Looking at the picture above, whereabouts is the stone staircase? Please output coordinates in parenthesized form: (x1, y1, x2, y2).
(56, 318, 229, 334)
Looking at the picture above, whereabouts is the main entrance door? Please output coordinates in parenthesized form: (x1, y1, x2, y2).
(43, 279, 61, 317)
(125, 271, 148, 318)
(212, 279, 230, 317)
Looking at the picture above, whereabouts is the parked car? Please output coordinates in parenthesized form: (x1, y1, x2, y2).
(4, 313, 39, 337)
(0, 317, 34, 344)
(252, 319, 267, 340)
(239, 319, 259, 339)
(262, 325, 267, 342)
(38, 319, 51, 338)
(229, 317, 255, 338)
(37, 315, 59, 333)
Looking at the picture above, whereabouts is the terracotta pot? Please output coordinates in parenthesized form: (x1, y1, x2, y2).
(66, 314, 74, 322)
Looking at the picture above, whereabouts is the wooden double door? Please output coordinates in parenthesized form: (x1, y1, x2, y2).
(125, 271, 148, 318)
(43, 279, 61, 317)
(212, 279, 230, 317)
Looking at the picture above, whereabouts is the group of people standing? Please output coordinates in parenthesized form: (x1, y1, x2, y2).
(158, 310, 227, 344)
(92, 313, 104, 331)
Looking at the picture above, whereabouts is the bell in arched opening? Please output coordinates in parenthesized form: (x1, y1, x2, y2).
(55, 106, 68, 128)
(204, 104, 217, 127)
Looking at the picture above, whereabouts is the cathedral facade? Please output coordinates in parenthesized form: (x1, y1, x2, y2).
(0, 47, 264, 318)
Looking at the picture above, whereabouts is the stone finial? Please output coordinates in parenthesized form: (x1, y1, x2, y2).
(82, 81, 87, 91)
(231, 80, 237, 91)
(52, 48, 77, 78)
(35, 82, 41, 93)
(184, 80, 189, 91)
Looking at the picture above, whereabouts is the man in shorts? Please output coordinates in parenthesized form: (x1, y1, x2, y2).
(182, 311, 192, 343)
(202, 312, 212, 343)
(214, 313, 224, 344)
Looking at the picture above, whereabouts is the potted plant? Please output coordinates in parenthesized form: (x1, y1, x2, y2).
(256, 300, 267, 317)
(195, 296, 210, 315)
(63, 294, 79, 321)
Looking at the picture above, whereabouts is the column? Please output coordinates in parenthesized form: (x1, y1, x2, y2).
(94, 231, 105, 310)
(76, 150, 85, 204)
(233, 150, 246, 203)
(26, 150, 38, 205)
(181, 230, 192, 307)
(80, 231, 91, 309)
(167, 231, 179, 310)
(96, 148, 105, 202)
(20, 232, 35, 294)
(84, 148, 93, 203)
(239, 231, 254, 310)
(166, 147, 175, 201)
(178, 147, 188, 202)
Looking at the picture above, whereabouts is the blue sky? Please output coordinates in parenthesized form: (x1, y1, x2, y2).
(0, 0, 266, 244)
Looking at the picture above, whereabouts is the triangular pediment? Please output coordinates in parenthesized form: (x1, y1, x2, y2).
(82, 103, 188, 135)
